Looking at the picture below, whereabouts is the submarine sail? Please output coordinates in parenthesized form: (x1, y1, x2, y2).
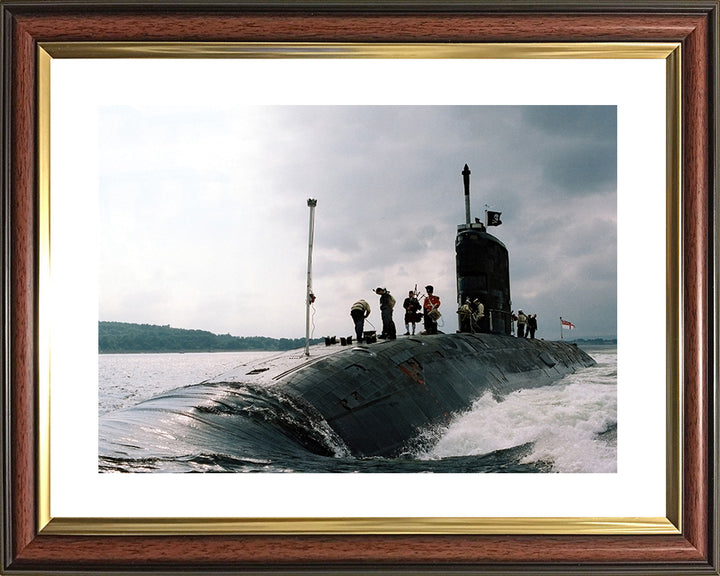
(456, 164, 512, 335)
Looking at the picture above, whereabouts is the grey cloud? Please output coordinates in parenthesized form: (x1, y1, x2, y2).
(542, 143, 616, 196)
(523, 106, 616, 140)
(100, 105, 617, 339)
(522, 106, 617, 197)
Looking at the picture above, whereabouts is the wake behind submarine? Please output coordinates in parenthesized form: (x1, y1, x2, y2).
(99, 165, 595, 463)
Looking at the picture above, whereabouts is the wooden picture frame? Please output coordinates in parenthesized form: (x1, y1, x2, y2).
(2, 1, 717, 573)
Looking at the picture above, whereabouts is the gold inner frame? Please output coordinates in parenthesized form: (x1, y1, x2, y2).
(36, 41, 682, 536)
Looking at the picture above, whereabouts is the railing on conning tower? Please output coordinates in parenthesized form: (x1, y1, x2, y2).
(457, 307, 514, 335)
(489, 309, 514, 334)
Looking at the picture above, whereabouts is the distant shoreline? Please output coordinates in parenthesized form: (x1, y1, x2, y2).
(99, 321, 322, 354)
(570, 338, 617, 345)
(99, 321, 615, 354)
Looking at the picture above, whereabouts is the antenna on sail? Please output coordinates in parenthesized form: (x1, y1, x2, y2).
(462, 163, 472, 226)
(305, 198, 317, 357)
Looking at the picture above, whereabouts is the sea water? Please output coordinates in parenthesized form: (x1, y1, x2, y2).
(98, 345, 617, 473)
(99, 351, 278, 416)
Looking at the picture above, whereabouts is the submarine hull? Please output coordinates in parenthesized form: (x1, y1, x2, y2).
(99, 335, 596, 464)
(268, 334, 595, 457)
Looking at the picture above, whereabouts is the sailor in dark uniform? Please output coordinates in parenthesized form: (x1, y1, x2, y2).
(403, 290, 421, 335)
(527, 314, 538, 339)
(375, 288, 397, 340)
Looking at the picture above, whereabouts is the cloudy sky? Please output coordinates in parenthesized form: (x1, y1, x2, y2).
(98, 105, 616, 340)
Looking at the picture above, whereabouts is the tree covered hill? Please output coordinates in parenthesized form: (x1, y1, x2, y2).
(99, 322, 322, 353)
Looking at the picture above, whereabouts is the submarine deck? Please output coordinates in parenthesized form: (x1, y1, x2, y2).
(207, 333, 596, 457)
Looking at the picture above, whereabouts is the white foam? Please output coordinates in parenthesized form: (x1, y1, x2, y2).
(424, 358, 618, 473)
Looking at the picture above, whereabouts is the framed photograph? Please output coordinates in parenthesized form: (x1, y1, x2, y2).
(2, 1, 717, 574)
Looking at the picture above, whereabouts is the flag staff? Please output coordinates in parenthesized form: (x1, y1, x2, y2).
(305, 198, 317, 357)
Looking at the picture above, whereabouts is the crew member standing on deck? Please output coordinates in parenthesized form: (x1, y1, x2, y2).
(517, 310, 528, 338)
(375, 288, 397, 340)
(403, 290, 421, 335)
(350, 299, 371, 343)
(423, 285, 441, 335)
(528, 314, 538, 339)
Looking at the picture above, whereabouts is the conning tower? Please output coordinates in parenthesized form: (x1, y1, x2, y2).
(455, 164, 512, 335)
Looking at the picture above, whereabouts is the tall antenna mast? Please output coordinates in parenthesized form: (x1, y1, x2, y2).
(462, 164, 472, 225)
(304, 198, 317, 357)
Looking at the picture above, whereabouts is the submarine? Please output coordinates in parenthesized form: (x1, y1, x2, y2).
(99, 165, 596, 464)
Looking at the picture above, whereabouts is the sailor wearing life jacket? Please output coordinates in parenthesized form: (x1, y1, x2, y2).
(517, 310, 528, 338)
(459, 297, 484, 333)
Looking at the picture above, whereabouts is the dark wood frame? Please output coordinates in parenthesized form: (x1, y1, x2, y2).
(1, 1, 717, 573)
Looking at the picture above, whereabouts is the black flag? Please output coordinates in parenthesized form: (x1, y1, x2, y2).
(487, 211, 502, 226)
